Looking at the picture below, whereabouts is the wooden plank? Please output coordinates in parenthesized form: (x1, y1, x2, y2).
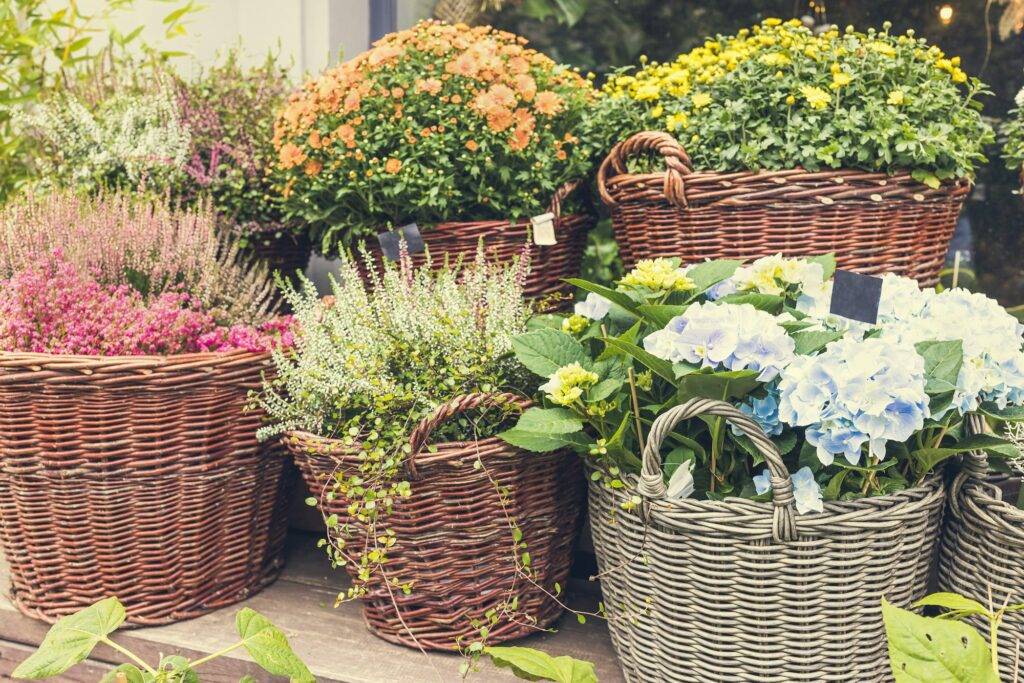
(0, 533, 625, 683)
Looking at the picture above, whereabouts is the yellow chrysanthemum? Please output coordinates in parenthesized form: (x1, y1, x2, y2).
(799, 85, 831, 110)
(831, 72, 852, 89)
(887, 89, 906, 105)
(692, 92, 712, 109)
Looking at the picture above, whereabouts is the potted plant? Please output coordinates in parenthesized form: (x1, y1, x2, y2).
(257, 246, 584, 650)
(500, 253, 1024, 681)
(1002, 83, 1024, 193)
(17, 49, 306, 281)
(272, 19, 597, 298)
(0, 191, 294, 625)
(586, 19, 993, 285)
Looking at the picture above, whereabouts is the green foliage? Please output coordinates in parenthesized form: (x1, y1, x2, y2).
(12, 597, 311, 682)
(484, 646, 598, 683)
(583, 19, 992, 181)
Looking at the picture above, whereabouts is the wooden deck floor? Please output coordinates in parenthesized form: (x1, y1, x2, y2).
(0, 532, 624, 682)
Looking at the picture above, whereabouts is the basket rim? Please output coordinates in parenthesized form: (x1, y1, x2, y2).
(357, 210, 594, 237)
(592, 464, 944, 532)
(957, 473, 1024, 522)
(0, 348, 270, 367)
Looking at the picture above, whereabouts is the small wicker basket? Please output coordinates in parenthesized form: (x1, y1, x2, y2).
(938, 413, 1024, 679)
(0, 350, 291, 625)
(362, 182, 593, 299)
(590, 398, 945, 682)
(283, 392, 584, 651)
(597, 131, 969, 286)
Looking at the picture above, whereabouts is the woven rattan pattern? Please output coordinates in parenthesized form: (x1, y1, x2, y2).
(283, 393, 584, 650)
(0, 351, 291, 625)
(250, 229, 312, 279)
(589, 398, 945, 682)
(938, 413, 1024, 680)
(362, 182, 593, 298)
(597, 131, 969, 285)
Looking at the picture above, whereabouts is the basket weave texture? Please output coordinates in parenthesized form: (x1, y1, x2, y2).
(362, 182, 593, 298)
(283, 392, 584, 650)
(938, 413, 1024, 679)
(597, 131, 969, 286)
(0, 350, 291, 625)
(589, 398, 945, 682)
(247, 225, 312, 278)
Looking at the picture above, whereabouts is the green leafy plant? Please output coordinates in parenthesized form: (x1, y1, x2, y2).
(583, 18, 993, 186)
(501, 254, 1024, 508)
(883, 591, 1024, 681)
(482, 646, 597, 682)
(12, 596, 314, 682)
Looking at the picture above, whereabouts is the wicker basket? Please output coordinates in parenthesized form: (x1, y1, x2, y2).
(597, 131, 970, 286)
(283, 393, 584, 650)
(246, 224, 312, 278)
(938, 413, 1024, 679)
(362, 182, 593, 299)
(0, 351, 291, 625)
(590, 398, 945, 682)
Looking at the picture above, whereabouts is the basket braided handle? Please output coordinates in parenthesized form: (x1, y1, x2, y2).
(596, 130, 693, 209)
(407, 392, 530, 479)
(639, 397, 798, 542)
(548, 180, 582, 219)
(949, 412, 989, 511)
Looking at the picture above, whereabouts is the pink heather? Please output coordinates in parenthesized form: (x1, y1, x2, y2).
(0, 252, 293, 356)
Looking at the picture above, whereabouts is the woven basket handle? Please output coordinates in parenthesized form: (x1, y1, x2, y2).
(950, 412, 990, 508)
(548, 180, 582, 219)
(407, 392, 530, 479)
(639, 397, 798, 542)
(596, 130, 694, 209)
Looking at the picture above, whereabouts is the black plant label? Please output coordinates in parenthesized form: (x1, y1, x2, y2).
(377, 223, 425, 261)
(830, 269, 882, 324)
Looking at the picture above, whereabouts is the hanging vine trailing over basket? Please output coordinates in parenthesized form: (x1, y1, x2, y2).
(256, 248, 584, 651)
(501, 252, 1024, 681)
(584, 19, 993, 285)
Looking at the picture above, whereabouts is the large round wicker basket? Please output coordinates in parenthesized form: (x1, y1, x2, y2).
(362, 182, 593, 299)
(590, 398, 945, 682)
(0, 350, 291, 625)
(597, 131, 970, 286)
(283, 393, 584, 651)
(938, 414, 1024, 680)
(246, 224, 312, 278)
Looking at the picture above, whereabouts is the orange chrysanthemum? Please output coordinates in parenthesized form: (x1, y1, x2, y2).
(534, 90, 563, 115)
(384, 158, 402, 174)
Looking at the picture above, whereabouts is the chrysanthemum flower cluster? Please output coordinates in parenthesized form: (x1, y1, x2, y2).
(273, 19, 595, 250)
(586, 19, 992, 184)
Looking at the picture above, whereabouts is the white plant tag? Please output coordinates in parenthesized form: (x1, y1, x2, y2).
(665, 460, 695, 500)
(531, 212, 557, 246)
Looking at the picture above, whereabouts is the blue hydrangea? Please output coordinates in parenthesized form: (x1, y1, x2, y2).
(643, 302, 796, 381)
(733, 384, 784, 437)
(777, 336, 930, 466)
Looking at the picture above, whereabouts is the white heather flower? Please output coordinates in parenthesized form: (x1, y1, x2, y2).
(644, 301, 795, 381)
(574, 292, 612, 320)
(753, 466, 823, 514)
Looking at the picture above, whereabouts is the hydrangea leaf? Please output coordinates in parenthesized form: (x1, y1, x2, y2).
(637, 303, 687, 328)
(911, 434, 1020, 476)
(881, 598, 998, 683)
(235, 608, 314, 683)
(511, 329, 590, 378)
(678, 369, 760, 402)
(601, 337, 675, 383)
(979, 402, 1024, 422)
(915, 340, 963, 395)
(13, 597, 126, 679)
(500, 408, 588, 452)
(792, 329, 844, 356)
(484, 646, 597, 683)
(683, 259, 742, 297)
(716, 292, 785, 314)
(564, 279, 643, 319)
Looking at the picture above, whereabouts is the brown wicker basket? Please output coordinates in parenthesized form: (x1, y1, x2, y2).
(283, 392, 584, 651)
(590, 398, 945, 682)
(361, 182, 593, 299)
(938, 414, 1024, 679)
(0, 350, 291, 625)
(597, 131, 970, 286)
(246, 225, 312, 278)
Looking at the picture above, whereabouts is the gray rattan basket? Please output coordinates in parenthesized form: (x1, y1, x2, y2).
(938, 413, 1024, 679)
(589, 398, 946, 683)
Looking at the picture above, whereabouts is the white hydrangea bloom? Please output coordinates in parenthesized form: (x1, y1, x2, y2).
(574, 292, 611, 320)
(707, 254, 825, 299)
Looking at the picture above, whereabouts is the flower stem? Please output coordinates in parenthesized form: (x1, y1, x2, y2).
(99, 637, 157, 676)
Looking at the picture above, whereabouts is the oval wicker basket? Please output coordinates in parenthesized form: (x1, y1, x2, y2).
(245, 224, 312, 278)
(597, 131, 970, 286)
(938, 413, 1024, 680)
(590, 398, 945, 682)
(0, 350, 292, 625)
(361, 182, 594, 299)
(282, 392, 584, 651)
